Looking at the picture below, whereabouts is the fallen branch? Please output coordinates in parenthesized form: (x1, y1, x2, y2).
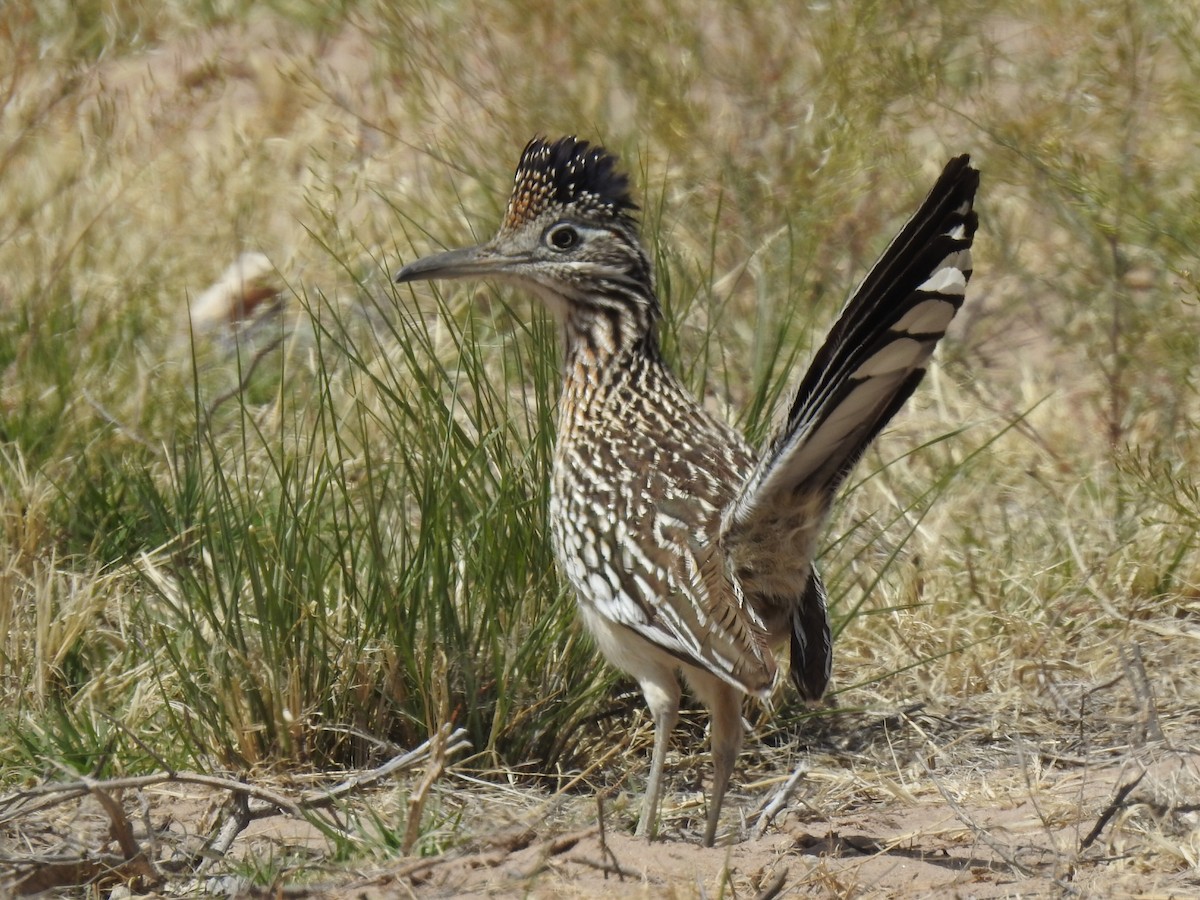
(1, 727, 471, 894)
(1, 726, 470, 826)
(381, 823, 542, 884)
(86, 779, 159, 887)
(753, 865, 789, 900)
(1078, 769, 1146, 853)
(570, 854, 641, 880)
(0, 770, 304, 826)
(302, 725, 471, 812)
(203, 725, 470, 871)
(5, 777, 163, 896)
(753, 760, 809, 838)
(196, 790, 251, 876)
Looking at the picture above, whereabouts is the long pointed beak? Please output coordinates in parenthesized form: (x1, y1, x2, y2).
(394, 244, 523, 284)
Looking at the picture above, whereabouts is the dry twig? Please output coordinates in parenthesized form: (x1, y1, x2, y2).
(0, 728, 470, 894)
(595, 793, 625, 881)
(1120, 644, 1166, 746)
(1078, 769, 1146, 853)
(753, 865, 789, 900)
(754, 760, 809, 838)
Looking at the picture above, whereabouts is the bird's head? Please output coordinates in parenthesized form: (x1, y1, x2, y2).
(395, 136, 660, 351)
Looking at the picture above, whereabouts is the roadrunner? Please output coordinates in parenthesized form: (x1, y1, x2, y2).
(395, 136, 979, 846)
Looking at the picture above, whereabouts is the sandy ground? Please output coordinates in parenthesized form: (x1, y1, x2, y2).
(6, 708, 1198, 897)
(359, 748, 1200, 898)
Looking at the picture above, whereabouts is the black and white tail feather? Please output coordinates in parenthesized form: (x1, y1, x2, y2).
(722, 155, 980, 700)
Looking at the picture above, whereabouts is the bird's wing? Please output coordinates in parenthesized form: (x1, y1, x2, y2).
(721, 155, 980, 695)
(560, 418, 777, 698)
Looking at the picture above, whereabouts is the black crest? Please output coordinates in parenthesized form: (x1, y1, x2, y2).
(502, 136, 638, 231)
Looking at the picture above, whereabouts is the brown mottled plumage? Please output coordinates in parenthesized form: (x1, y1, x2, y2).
(395, 136, 979, 846)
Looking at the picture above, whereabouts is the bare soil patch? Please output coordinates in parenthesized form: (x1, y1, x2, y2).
(5, 700, 1198, 898)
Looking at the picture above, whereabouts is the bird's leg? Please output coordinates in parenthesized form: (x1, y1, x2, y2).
(634, 677, 680, 841)
(691, 677, 744, 847)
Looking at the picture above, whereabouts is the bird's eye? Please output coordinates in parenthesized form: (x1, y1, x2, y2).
(546, 224, 580, 251)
